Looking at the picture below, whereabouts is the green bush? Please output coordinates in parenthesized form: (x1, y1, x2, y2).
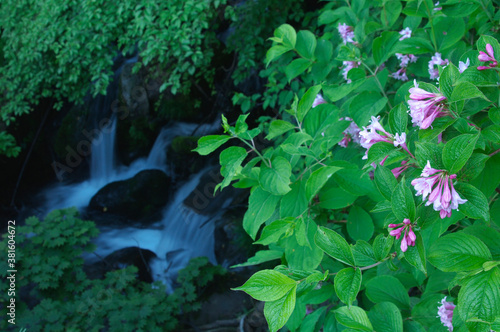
(196, 1, 500, 331)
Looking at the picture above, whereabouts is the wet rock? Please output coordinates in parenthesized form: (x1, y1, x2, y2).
(119, 62, 150, 118)
(88, 169, 171, 224)
(167, 136, 206, 180)
(84, 247, 157, 283)
(183, 168, 239, 216)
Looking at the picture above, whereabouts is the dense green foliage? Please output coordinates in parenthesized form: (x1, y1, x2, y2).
(0, 208, 225, 331)
(197, 1, 500, 331)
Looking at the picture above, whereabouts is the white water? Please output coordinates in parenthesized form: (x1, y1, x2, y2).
(39, 117, 224, 290)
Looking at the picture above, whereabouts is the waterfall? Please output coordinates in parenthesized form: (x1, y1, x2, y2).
(90, 117, 117, 185)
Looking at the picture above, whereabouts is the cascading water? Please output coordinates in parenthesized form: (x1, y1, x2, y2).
(38, 116, 225, 291)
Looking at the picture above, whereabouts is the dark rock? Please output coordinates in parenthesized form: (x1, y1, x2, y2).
(183, 168, 238, 216)
(88, 169, 171, 224)
(167, 136, 206, 180)
(119, 62, 150, 118)
(84, 247, 157, 283)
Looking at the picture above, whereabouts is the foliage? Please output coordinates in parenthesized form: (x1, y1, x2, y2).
(197, 1, 500, 331)
(0, 0, 226, 156)
(0, 208, 225, 331)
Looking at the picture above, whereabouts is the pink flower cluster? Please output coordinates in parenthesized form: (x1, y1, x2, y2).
(437, 297, 455, 331)
(428, 53, 449, 79)
(338, 23, 355, 45)
(389, 218, 416, 252)
(392, 53, 418, 81)
(338, 117, 361, 148)
(478, 44, 497, 70)
(342, 61, 360, 83)
(411, 161, 467, 219)
(359, 116, 410, 159)
(408, 80, 447, 129)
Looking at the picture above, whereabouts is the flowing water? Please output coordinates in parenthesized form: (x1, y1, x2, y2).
(38, 114, 224, 290)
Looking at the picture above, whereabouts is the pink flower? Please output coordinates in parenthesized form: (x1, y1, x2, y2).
(359, 116, 414, 159)
(392, 160, 410, 178)
(312, 94, 327, 108)
(389, 218, 416, 252)
(338, 23, 355, 45)
(396, 53, 418, 68)
(342, 61, 360, 83)
(338, 117, 360, 148)
(411, 161, 467, 219)
(399, 27, 412, 41)
(458, 58, 470, 73)
(434, 1, 442, 11)
(437, 297, 455, 331)
(478, 44, 497, 70)
(391, 67, 408, 81)
(428, 53, 449, 80)
(407, 80, 447, 129)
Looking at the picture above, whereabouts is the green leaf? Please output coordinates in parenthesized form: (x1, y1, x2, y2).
(264, 286, 297, 332)
(349, 92, 388, 127)
(374, 165, 398, 201)
(266, 45, 291, 66)
(218, 146, 247, 191)
(482, 125, 500, 143)
(315, 226, 356, 266)
(403, 232, 427, 274)
(391, 178, 416, 221)
(335, 306, 373, 331)
(434, 16, 465, 51)
(295, 30, 317, 60)
(305, 166, 342, 202)
(411, 293, 446, 327)
(442, 134, 478, 174)
(415, 141, 444, 169)
(266, 120, 296, 140)
(439, 64, 460, 99)
(335, 268, 362, 306)
(347, 206, 374, 241)
(368, 302, 404, 332)
(297, 85, 322, 123)
(255, 219, 293, 245)
(372, 31, 400, 66)
(457, 268, 500, 325)
(489, 107, 500, 125)
(428, 232, 492, 272)
(381, 0, 402, 27)
(418, 117, 456, 142)
(322, 79, 366, 102)
(194, 135, 231, 155)
(280, 182, 308, 218)
(285, 58, 312, 82)
(231, 249, 283, 268)
(353, 240, 378, 266)
(285, 221, 324, 271)
(393, 37, 434, 55)
(273, 23, 297, 49)
(463, 225, 500, 260)
(453, 182, 490, 222)
(235, 114, 249, 134)
(233, 269, 296, 301)
(388, 103, 408, 135)
(318, 187, 357, 209)
(450, 82, 489, 102)
(260, 156, 292, 195)
(243, 187, 281, 240)
(365, 142, 397, 167)
(365, 275, 411, 309)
